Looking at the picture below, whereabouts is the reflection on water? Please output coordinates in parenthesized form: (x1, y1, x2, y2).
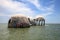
(0, 23, 60, 40)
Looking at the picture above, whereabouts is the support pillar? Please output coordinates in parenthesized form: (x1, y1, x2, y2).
(44, 20, 45, 25)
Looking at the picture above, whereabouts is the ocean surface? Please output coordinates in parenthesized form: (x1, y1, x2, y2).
(0, 23, 60, 40)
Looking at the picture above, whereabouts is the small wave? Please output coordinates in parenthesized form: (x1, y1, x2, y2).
(45, 25, 49, 26)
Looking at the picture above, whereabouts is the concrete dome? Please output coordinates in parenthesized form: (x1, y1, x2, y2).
(35, 17, 45, 26)
(8, 16, 30, 28)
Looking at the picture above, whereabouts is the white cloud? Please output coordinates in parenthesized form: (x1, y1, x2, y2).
(0, 13, 5, 16)
(0, 0, 54, 19)
(0, 13, 11, 17)
(28, 0, 54, 18)
(28, 0, 42, 10)
(0, 0, 35, 17)
(28, 0, 47, 11)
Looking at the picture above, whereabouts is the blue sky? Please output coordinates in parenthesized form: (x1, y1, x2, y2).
(0, 0, 60, 23)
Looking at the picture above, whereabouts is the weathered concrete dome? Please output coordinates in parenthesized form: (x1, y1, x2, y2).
(35, 17, 45, 26)
(28, 17, 45, 26)
(8, 16, 30, 28)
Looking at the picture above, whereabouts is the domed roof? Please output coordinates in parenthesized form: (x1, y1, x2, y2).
(36, 17, 45, 21)
(8, 15, 30, 28)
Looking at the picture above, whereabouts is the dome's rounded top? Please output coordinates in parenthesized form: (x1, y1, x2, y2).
(10, 14, 28, 19)
(11, 14, 26, 17)
(36, 15, 44, 18)
(37, 17, 44, 19)
(11, 16, 27, 18)
(36, 17, 45, 21)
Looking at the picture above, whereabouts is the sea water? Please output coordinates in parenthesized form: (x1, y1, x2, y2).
(0, 23, 60, 40)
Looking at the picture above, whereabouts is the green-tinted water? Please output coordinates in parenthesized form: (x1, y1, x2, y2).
(0, 23, 60, 40)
